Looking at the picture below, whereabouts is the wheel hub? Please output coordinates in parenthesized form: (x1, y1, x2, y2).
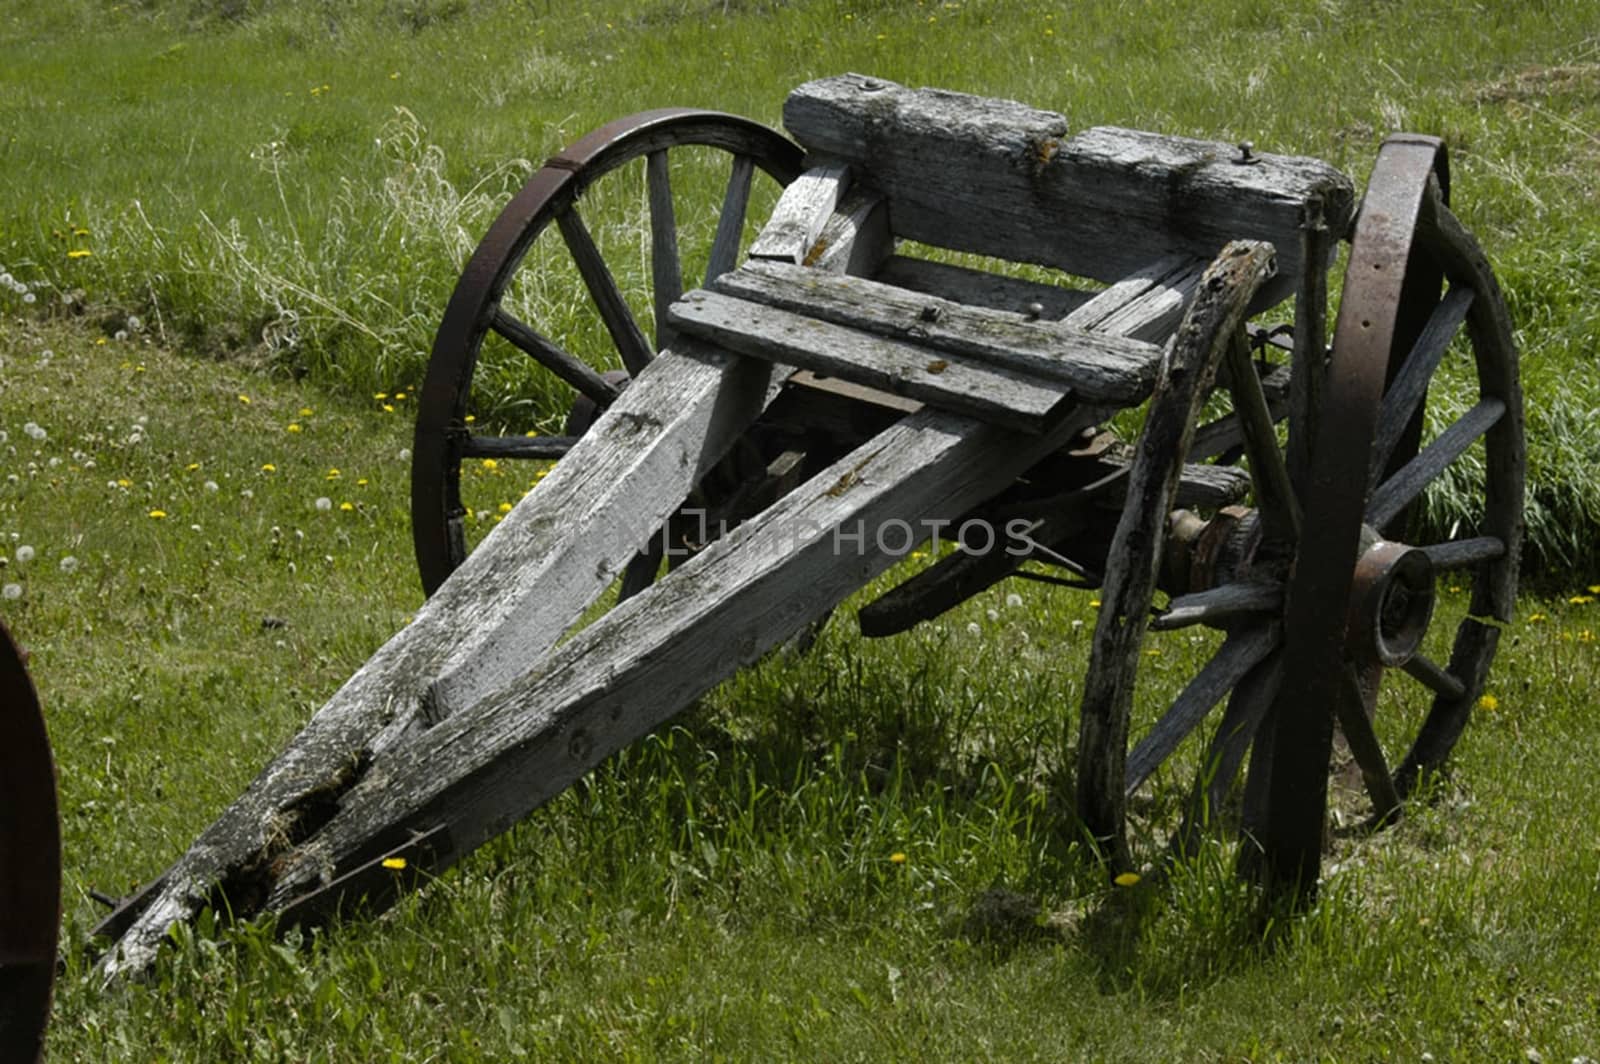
(1345, 537, 1435, 667)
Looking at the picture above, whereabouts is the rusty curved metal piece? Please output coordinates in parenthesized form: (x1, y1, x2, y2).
(0, 622, 60, 1064)
(1251, 136, 1454, 892)
(412, 109, 804, 595)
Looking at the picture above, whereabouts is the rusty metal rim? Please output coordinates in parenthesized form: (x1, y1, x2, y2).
(1254, 135, 1449, 892)
(411, 109, 803, 595)
(0, 621, 61, 1064)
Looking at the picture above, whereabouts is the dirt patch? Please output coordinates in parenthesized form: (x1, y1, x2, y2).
(1472, 63, 1600, 103)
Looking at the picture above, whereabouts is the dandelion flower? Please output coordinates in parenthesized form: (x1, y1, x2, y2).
(2, 583, 20, 601)
(339, 502, 353, 512)
(59, 556, 79, 574)
(287, 423, 302, 433)
(23, 422, 46, 441)
(261, 463, 276, 473)
(1005, 592, 1023, 608)
(398, 448, 411, 462)
(498, 502, 513, 514)
(1589, 584, 1600, 595)
(986, 608, 999, 622)
(382, 404, 395, 413)
(1527, 612, 1546, 623)
(356, 478, 368, 487)
(148, 509, 168, 519)
(204, 480, 219, 492)
(315, 497, 332, 512)
(481, 459, 498, 471)
(325, 468, 341, 480)
(374, 392, 388, 400)
(238, 394, 251, 405)
(67, 249, 92, 259)
(1476, 693, 1499, 712)
(1570, 595, 1595, 605)
(889, 852, 907, 864)
(299, 407, 313, 418)
(966, 621, 981, 636)
(14, 545, 34, 563)
(1114, 872, 1141, 887)
(382, 856, 407, 870)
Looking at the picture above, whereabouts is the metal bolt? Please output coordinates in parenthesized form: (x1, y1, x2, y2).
(1024, 302, 1044, 320)
(1236, 140, 1257, 165)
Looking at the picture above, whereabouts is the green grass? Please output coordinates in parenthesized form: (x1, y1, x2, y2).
(8, 310, 1600, 1060)
(2, 0, 1600, 573)
(5, 1, 1600, 1058)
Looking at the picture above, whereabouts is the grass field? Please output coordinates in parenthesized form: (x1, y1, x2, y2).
(4, 0, 1600, 1059)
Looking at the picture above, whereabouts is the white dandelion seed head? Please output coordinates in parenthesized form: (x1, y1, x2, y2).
(398, 447, 412, 462)
(127, 315, 143, 332)
(0, 431, 7, 444)
(21, 292, 36, 304)
(47, 457, 60, 468)
(966, 621, 982, 636)
(59, 556, 79, 574)
(113, 330, 127, 341)
(1005, 592, 1023, 609)
(203, 480, 219, 492)
(315, 497, 332, 512)
(240, 488, 254, 499)
(985, 608, 999, 622)
(2, 583, 21, 601)
(15, 545, 34, 563)
(39, 350, 52, 361)
(23, 422, 46, 441)
(135, 415, 148, 426)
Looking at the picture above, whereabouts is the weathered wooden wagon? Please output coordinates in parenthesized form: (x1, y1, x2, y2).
(92, 74, 1522, 979)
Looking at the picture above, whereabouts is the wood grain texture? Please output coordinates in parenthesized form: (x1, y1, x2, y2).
(782, 74, 1353, 306)
(709, 259, 1162, 402)
(749, 163, 851, 264)
(874, 255, 1095, 322)
(667, 288, 1074, 432)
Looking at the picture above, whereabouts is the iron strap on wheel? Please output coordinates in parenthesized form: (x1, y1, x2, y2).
(1253, 136, 1450, 893)
(0, 623, 60, 1064)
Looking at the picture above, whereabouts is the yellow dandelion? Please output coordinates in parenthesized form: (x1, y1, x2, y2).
(67, 249, 92, 259)
(96, 337, 107, 345)
(498, 502, 513, 514)
(1113, 872, 1141, 887)
(340, 502, 354, 512)
(299, 407, 314, 417)
(238, 394, 251, 405)
(261, 463, 276, 473)
(325, 468, 341, 480)
(393, 392, 406, 401)
(1586, 584, 1600, 594)
(889, 852, 907, 864)
(381, 856, 407, 870)
(116, 478, 132, 488)
(286, 423, 302, 433)
(1089, 598, 1102, 609)
(148, 509, 168, 519)
(374, 392, 388, 400)
(524, 430, 540, 438)
(1528, 612, 1547, 623)
(72, 227, 90, 236)
(185, 462, 200, 472)
(356, 478, 368, 487)
(481, 459, 498, 471)
(464, 414, 476, 424)
(382, 404, 395, 413)
(1569, 595, 1595, 605)
(1476, 693, 1499, 712)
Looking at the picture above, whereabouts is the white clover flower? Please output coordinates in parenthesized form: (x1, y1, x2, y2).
(2, 583, 21, 601)
(15, 545, 34, 563)
(1005, 592, 1023, 609)
(315, 497, 332, 512)
(22, 422, 46, 441)
(59, 556, 79, 574)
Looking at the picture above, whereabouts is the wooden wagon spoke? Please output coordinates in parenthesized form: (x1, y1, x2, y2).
(1369, 284, 1475, 483)
(1401, 653, 1467, 700)
(1124, 624, 1280, 796)
(556, 203, 657, 376)
(1171, 648, 1283, 859)
(1222, 328, 1300, 543)
(490, 307, 623, 408)
(1366, 397, 1505, 529)
(1333, 663, 1402, 825)
(1150, 580, 1283, 631)
(645, 149, 682, 346)
(459, 434, 577, 462)
(705, 154, 755, 283)
(1420, 536, 1505, 570)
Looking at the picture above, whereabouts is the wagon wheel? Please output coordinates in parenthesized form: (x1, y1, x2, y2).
(412, 110, 803, 595)
(1077, 136, 1523, 890)
(0, 622, 60, 1063)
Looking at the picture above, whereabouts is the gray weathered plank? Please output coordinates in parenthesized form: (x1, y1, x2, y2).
(95, 342, 788, 981)
(783, 74, 1354, 306)
(807, 188, 895, 276)
(668, 288, 1074, 432)
(1061, 254, 1207, 343)
(748, 163, 851, 264)
(263, 402, 1109, 912)
(709, 259, 1162, 403)
(874, 255, 1095, 322)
